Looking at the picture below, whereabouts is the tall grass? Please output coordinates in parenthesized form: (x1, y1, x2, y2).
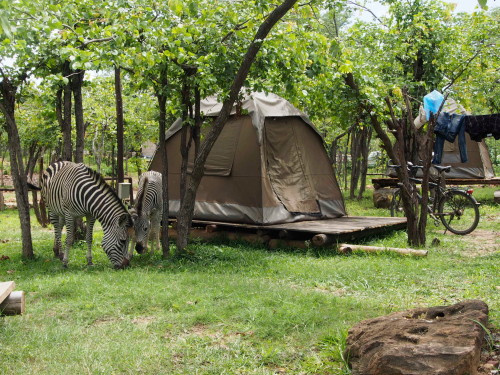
(0, 188, 498, 374)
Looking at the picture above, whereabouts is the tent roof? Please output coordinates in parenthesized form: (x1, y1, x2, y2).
(165, 92, 316, 144)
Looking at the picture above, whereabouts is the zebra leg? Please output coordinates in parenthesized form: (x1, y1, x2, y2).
(85, 216, 96, 266)
(128, 231, 137, 259)
(49, 212, 64, 259)
(62, 215, 76, 268)
(150, 213, 161, 254)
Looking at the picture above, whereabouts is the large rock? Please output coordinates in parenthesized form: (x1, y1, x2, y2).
(345, 300, 489, 375)
(373, 188, 397, 209)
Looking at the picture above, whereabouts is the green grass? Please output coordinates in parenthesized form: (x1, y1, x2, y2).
(0, 188, 498, 374)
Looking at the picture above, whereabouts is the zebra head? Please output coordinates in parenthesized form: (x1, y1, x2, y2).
(131, 177, 151, 254)
(102, 213, 134, 269)
(131, 212, 150, 254)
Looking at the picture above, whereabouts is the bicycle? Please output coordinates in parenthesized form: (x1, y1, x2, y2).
(389, 163, 480, 235)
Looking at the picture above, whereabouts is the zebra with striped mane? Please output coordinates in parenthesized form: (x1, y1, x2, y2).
(41, 161, 134, 268)
(130, 171, 163, 255)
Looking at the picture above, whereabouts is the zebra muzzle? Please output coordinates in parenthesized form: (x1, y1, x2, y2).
(115, 257, 130, 269)
(135, 243, 145, 254)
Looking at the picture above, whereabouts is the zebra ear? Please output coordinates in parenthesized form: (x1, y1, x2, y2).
(136, 177, 149, 215)
(129, 208, 138, 222)
(119, 213, 131, 227)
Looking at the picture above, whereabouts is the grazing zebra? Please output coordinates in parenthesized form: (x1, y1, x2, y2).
(130, 171, 163, 255)
(41, 161, 134, 269)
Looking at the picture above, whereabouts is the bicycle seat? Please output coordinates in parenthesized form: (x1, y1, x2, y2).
(434, 165, 451, 173)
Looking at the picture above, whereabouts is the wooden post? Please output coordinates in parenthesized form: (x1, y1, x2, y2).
(338, 244, 428, 257)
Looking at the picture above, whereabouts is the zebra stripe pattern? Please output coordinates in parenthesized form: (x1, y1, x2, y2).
(130, 171, 163, 255)
(41, 161, 133, 268)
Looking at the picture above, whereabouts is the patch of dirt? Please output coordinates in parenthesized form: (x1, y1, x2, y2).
(131, 316, 155, 325)
(444, 229, 500, 257)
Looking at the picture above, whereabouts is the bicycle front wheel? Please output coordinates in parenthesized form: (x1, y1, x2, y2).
(438, 190, 480, 235)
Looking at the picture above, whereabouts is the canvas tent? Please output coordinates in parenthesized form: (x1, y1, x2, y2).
(149, 92, 346, 225)
(389, 98, 495, 179)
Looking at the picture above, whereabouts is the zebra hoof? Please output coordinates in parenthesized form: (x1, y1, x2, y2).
(87, 261, 94, 267)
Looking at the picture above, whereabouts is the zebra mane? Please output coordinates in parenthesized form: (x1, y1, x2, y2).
(82, 164, 129, 213)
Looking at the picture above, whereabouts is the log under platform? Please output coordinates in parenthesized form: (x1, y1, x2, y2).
(0, 281, 25, 316)
(170, 216, 407, 250)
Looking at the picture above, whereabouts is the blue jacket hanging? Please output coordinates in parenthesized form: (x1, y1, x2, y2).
(432, 112, 468, 164)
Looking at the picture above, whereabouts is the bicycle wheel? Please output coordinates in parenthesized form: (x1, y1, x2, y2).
(390, 189, 405, 217)
(438, 190, 480, 235)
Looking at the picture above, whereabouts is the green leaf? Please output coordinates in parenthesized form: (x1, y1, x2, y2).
(478, 0, 488, 9)
(168, 0, 183, 16)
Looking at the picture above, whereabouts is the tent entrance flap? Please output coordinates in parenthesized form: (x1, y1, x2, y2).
(264, 118, 320, 214)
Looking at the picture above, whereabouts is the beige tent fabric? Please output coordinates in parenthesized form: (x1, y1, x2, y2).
(199, 92, 316, 144)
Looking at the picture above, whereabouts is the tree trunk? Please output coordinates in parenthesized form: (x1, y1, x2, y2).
(60, 61, 73, 161)
(38, 156, 49, 227)
(155, 64, 170, 258)
(26, 145, 44, 227)
(357, 126, 372, 200)
(175, 0, 300, 253)
(0, 77, 34, 259)
(0, 147, 5, 186)
(115, 67, 124, 183)
(349, 125, 361, 199)
(72, 69, 85, 163)
(179, 74, 195, 206)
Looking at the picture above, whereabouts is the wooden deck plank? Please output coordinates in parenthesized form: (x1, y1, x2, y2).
(0, 281, 15, 304)
(189, 216, 406, 235)
(264, 217, 407, 234)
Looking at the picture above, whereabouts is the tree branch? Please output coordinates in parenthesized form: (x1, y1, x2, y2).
(347, 0, 387, 27)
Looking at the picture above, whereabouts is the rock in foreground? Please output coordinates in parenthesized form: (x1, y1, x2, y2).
(345, 300, 489, 375)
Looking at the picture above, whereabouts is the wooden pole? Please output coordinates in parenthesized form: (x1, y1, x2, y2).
(338, 243, 428, 257)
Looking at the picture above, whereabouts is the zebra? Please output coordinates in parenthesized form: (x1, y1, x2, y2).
(40, 161, 134, 269)
(130, 171, 163, 255)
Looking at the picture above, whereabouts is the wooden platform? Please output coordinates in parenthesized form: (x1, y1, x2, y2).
(372, 177, 500, 189)
(171, 216, 407, 249)
(0, 281, 15, 304)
